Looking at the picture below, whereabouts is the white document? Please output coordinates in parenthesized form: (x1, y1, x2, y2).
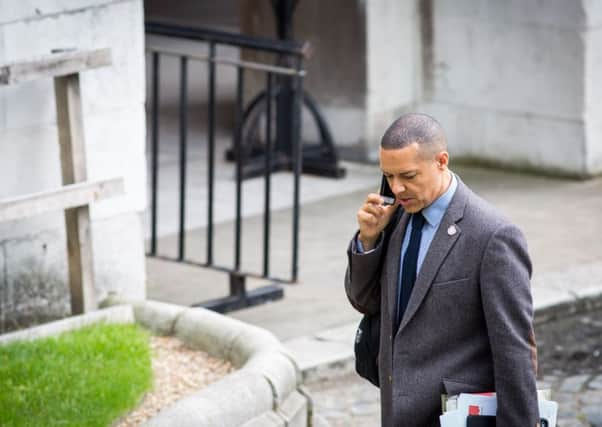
(439, 409, 466, 427)
(539, 399, 558, 427)
(439, 392, 558, 427)
(457, 393, 497, 416)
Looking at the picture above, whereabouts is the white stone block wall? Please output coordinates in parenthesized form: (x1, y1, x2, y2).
(238, 0, 602, 176)
(358, 0, 602, 177)
(365, 0, 422, 159)
(584, 0, 602, 175)
(0, 0, 147, 330)
(414, 0, 600, 177)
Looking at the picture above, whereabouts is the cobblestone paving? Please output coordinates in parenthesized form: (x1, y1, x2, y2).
(307, 371, 381, 427)
(305, 307, 602, 426)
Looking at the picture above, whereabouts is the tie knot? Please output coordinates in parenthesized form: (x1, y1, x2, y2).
(411, 212, 425, 230)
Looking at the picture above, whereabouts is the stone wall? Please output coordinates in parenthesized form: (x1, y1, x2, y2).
(240, 0, 602, 177)
(0, 0, 147, 331)
(365, 0, 423, 161)
(584, 1, 602, 175)
(419, 0, 594, 177)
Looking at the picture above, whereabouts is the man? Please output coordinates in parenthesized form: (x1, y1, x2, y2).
(345, 113, 539, 426)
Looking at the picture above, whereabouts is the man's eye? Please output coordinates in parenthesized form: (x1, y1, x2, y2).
(405, 175, 416, 180)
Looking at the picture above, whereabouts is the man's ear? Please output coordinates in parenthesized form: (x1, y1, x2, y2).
(435, 151, 449, 169)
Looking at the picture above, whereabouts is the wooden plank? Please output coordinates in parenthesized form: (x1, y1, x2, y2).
(0, 48, 111, 85)
(64, 205, 95, 315)
(55, 74, 87, 183)
(0, 178, 124, 222)
(54, 73, 96, 314)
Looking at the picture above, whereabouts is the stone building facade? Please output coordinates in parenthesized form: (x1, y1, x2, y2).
(0, 0, 147, 330)
(242, 0, 602, 178)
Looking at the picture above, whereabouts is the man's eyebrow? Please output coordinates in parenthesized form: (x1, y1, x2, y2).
(381, 169, 417, 176)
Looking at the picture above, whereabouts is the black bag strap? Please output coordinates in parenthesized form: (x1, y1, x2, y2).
(378, 205, 404, 270)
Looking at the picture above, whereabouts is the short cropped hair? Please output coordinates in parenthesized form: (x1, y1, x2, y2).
(380, 113, 447, 158)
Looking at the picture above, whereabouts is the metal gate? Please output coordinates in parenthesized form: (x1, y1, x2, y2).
(145, 21, 306, 312)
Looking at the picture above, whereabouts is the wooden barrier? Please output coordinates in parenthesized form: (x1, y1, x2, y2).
(0, 49, 124, 314)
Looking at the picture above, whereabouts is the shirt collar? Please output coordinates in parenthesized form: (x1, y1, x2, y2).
(421, 172, 457, 227)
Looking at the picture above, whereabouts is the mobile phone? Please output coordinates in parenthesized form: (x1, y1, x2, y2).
(379, 175, 395, 206)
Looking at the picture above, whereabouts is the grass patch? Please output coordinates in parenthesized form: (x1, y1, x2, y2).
(0, 322, 153, 427)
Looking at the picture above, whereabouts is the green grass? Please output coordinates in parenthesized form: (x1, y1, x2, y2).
(0, 322, 153, 427)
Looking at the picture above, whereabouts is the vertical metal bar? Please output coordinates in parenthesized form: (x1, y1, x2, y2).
(234, 66, 245, 271)
(263, 72, 273, 277)
(178, 56, 188, 261)
(150, 51, 160, 255)
(207, 42, 216, 266)
(291, 60, 303, 282)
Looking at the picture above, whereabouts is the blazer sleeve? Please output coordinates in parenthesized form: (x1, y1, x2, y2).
(344, 230, 385, 315)
(479, 224, 540, 426)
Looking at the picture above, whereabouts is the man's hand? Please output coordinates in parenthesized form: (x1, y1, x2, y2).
(357, 193, 397, 250)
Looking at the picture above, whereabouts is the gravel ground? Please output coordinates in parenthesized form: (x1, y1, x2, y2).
(114, 335, 235, 426)
(537, 309, 602, 377)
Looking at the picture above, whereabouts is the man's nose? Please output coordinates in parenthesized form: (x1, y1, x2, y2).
(391, 180, 405, 194)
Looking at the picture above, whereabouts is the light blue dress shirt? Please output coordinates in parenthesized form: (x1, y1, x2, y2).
(356, 173, 458, 280)
(400, 172, 457, 276)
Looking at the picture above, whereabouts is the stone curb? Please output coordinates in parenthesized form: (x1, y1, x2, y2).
(0, 299, 311, 426)
(101, 296, 310, 427)
(534, 291, 602, 324)
(0, 305, 134, 345)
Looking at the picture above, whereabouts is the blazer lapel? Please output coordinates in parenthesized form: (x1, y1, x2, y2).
(396, 179, 469, 335)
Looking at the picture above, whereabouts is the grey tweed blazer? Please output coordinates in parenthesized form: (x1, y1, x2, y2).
(345, 177, 539, 427)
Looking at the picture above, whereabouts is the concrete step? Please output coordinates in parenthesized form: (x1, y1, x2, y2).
(284, 322, 357, 382)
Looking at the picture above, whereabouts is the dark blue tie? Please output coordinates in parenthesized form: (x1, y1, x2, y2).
(395, 212, 426, 332)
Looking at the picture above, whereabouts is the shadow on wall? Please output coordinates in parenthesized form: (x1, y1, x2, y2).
(0, 256, 69, 334)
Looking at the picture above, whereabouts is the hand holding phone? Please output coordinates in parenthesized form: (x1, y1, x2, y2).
(356, 176, 397, 250)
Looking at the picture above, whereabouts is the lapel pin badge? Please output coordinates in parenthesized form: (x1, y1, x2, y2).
(447, 225, 457, 236)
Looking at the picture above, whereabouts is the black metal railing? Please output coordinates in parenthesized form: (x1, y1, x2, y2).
(145, 22, 305, 313)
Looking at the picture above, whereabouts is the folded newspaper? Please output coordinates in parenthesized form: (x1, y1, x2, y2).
(440, 390, 558, 427)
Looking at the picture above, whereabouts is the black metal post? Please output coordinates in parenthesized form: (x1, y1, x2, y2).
(234, 66, 244, 271)
(150, 51, 160, 255)
(291, 61, 303, 282)
(274, 0, 298, 40)
(273, 2, 296, 162)
(178, 56, 188, 261)
(275, 73, 293, 160)
(230, 272, 246, 298)
(207, 42, 216, 266)
(263, 72, 273, 277)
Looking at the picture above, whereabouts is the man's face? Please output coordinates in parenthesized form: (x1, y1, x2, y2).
(379, 143, 449, 213)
